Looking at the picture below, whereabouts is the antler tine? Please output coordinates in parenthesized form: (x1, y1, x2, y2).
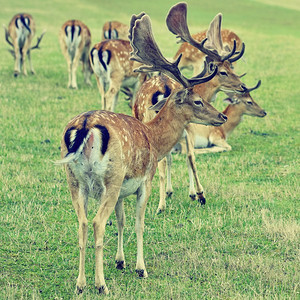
(30, 30, 46, 51)
(228, 42, 245, 63)
(166, 2, 221, 61)
(242, 80, 261, 93)
(130, 13, 218, 88)
(221, 40, 237, 61)
(3, 25, 14, 47)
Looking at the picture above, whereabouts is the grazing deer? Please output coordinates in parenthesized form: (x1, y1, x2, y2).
(4, 13, 46, 77)
(59, 20, 93, 89)
(56, 12, 227, 295)
(184, 81, 267, 154)
(174, 29, 243, 75)
(133, 2, 249, 212)
(101, 21, 129, 40)
(90, 39, 147, 111)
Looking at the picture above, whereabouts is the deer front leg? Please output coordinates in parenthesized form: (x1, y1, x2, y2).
(194, 138, 232, 154)
(157, 158, 167, 214)
(166, 152, 174, 198)
(115, 198, 126, 270)
(27, 50, 35, 74)
(185, 132, 206, 205)
(135, 181, 151, 278)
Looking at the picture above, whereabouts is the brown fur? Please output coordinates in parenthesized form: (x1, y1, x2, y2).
(101, 21, 129, 40)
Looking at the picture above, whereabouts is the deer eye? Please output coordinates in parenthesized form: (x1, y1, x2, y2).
(247, 101, 253, 105)
(220, 71, 228, 77)
(194, 100, 203, 107)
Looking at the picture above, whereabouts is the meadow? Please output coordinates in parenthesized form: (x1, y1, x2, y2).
(0, 0, 299, 299)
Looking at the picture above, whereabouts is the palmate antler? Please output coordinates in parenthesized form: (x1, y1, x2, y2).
(129, 13, 217, 88)
(166, 2, 245, 63)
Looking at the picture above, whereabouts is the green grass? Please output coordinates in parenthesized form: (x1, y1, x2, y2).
(0, 0, 299, 299)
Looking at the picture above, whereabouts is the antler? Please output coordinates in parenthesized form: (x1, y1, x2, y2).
(30, 30, 46, 51)
(3, 25, 13, 47)
(242, 80, 261, 93)
(166, 2, 245, 63)
(129, 13, 217, 88)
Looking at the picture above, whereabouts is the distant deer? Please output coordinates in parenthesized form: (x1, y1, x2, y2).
(174, 29, 243, 75)
(56, 12, 227, 295)
(59, 20, 93, 89)
(3, 13, 46, 77)
(101, 21, 129, 40)
(90, 39, 147, 111)
(133, 2, 250, 212)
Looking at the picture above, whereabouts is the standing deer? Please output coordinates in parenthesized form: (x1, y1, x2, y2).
(90, 39, 147, 111)
(56, 12, 227, 295)
(59, 20, 93, 89)
(174, 29, 243, 75)
(101, 21, 129, 40)
(133, 2, 249, 212)
(4, 13, 45, 77)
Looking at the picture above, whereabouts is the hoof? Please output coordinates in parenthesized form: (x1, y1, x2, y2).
(96, 285, 109, 295)
(136, 269, 148, 278)
(189, 194, 196, 201)
(14, 72, 19, 77)
(156, 207, 165, 214)
(166, 191, 173, 198)
(76, 285, 85, 294)
(116, 260, 126, 270)
(197, 192, 206, 205)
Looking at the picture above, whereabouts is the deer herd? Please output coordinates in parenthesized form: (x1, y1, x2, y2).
(5, 2, 267, 295)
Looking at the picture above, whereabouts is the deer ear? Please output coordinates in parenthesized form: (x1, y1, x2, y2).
(148, 99, 167, 111)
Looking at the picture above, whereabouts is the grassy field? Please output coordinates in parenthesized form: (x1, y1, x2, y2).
(0, 0, 299, 299)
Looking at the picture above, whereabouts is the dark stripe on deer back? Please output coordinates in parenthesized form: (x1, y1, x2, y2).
(95, 125, 110, 155)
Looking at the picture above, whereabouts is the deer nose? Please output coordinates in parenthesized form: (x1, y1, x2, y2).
(219, 113, 227, 121)
(262, 110, 267, 117)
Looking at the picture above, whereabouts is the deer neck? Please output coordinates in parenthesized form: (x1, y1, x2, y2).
(222, 104, 244, 138)
(145, 101, 188, 161)
(193, 80, 219, 103)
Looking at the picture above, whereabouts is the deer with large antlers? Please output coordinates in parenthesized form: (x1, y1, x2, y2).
(133, 2, 254, 212)
(90, 39, 147, 111)
(101, 21, 129, 40)
(59, 20, 93, 89)
(56, 11, 227, 294)
(4, 13, 45, 77)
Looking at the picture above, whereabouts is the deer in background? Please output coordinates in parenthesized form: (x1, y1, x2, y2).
(174, 29, 243, 75)
(133, 2, 249, 212)
(183, 81, 267, 154)
(90, 39, 147, 111)
(4, 13, 46, 77)
(101, 21, 129, 40)
(59, 20, 93, 89)
(56, 11, 227, 295)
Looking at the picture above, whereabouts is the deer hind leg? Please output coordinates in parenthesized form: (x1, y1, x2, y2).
(21, 38, 32, 76)
(115, 197, 126, 270)
(13, 44, 21, 77)
(104, 74, 123, 111)
(70, 49, 82, 89)
(93, 178, 123, 295)
(27, 50, 35, 74)
(135, 181, 152, 278)
(185, 132, 206, 205)
(82, 49, 92, 86)
(68, 178, 89, 294)
(157, 158, 167, 214)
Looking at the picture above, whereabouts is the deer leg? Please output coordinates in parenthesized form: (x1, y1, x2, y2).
(157, 158, 167, 214)
(166, 152, 174, 198)
(135, 181, 151, 278)
(185, 133, 206, 205)
(82, 50, 92, 86)
(13, 45, 21, 77)
(95, 77, 106, 109)
(70, 50, 81, 89)
(93, 179, 122, 295)
(194, 138, 232, 154)
(27, 50, 35, 74)
(115, 197, 126, 270)
(69, 184, 89, 294)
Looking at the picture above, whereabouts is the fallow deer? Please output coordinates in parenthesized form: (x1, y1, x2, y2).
(133, 2, 249, 212)
(59, 20, 93, 89)
(184, 81, 267, 154)
(101, 21, 129, 40)
(56, 12, 227, 294)
(174, 29, 243, 75)
(90, 39, 147, 111)
(4, 13, 46, 77)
